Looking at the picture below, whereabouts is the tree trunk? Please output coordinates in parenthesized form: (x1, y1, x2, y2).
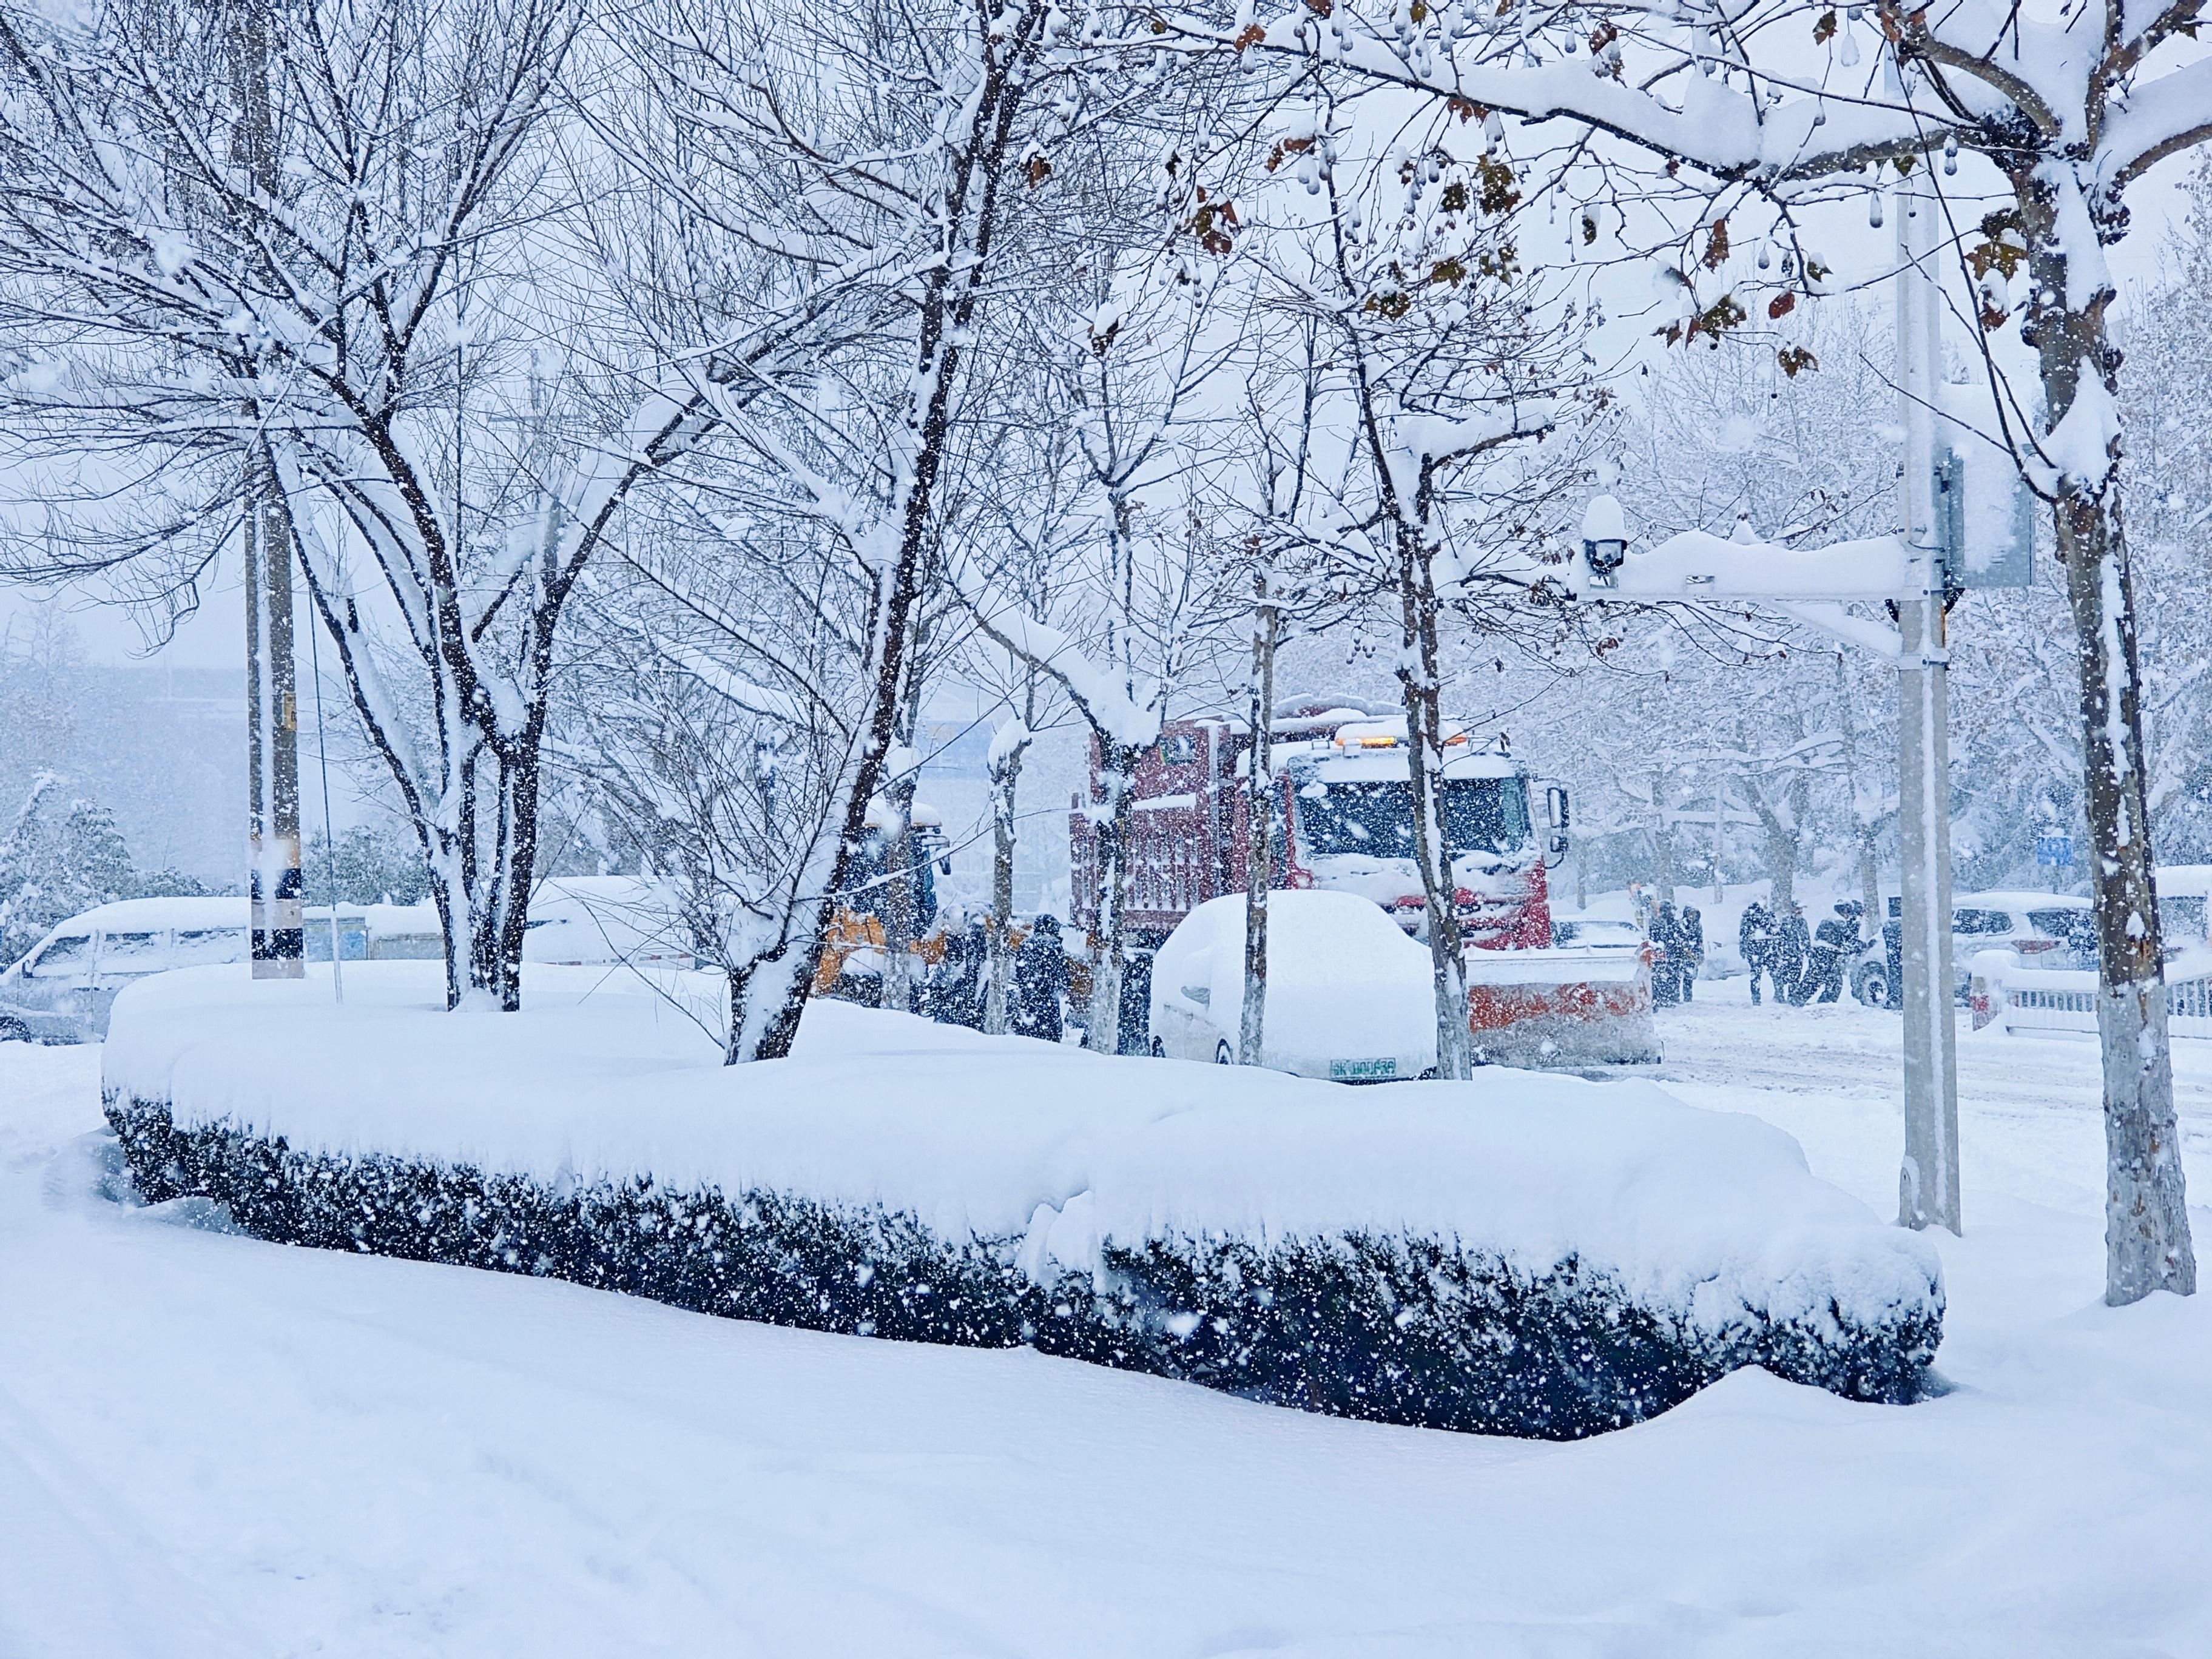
(1397, 526, 1471, 1079)
(882, 770, 918, 1016)
(2057, 493, 2197, 1301)
(1085, 739, 1140, 1054)
(727, 890, 835, 1063)
(2021, 180, 2197, 1302)
(1239, 587, 1280, 1066)
(244, 451, 304, 981)
(983, 718, 1029, 1036)
(1741, 773, 1799, 915)
(235, 0, 302, 985)
(486, 735, 544, 1012)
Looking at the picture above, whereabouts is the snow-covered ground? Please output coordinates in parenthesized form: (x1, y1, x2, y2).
(5, 987, 2211, 1657)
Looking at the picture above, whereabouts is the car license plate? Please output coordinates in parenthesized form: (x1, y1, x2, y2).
(1330, 1058, 1397, 1082)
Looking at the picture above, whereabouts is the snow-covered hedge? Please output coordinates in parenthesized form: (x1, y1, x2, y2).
(103, 966, 1945, 1438)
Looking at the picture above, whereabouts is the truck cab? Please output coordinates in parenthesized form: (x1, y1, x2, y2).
(1277, 720, 1553, 950)
(1068, 702, 1561, 955)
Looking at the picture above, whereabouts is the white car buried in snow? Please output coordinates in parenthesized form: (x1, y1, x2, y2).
(1147, 891, 1437, 1082)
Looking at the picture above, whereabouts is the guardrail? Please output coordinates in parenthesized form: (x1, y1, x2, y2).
(1972, 951, 2212, 1040)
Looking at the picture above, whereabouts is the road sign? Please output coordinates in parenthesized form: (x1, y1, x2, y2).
(1934, 442, 2034, 589)
(2035, 832, 2074, 869)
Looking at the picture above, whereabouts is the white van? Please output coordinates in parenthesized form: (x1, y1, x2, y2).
(0, 897, 450, 1042)
(0, 897, 251, 1042)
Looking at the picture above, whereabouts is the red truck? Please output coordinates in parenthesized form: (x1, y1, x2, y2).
(1069, 698, 1657, 1064)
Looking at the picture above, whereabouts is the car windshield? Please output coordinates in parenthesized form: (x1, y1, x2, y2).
(174, 928, 246, 961)
(1295, 776, 1530, 858)
(30, 934, 92, 975)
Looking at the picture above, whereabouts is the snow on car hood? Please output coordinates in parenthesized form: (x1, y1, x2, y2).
(1156, 892, 1437, 1072)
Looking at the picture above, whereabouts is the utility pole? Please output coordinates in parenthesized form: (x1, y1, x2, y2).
(237, 0, 302, 978)
(1239, 571, 1281, 1066)
(1893, 175, 1961, 1233)
(1710, 774, 1724, 907)
(1571, 144, 2029, 1242)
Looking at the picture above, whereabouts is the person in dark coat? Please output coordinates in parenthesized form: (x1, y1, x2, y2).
(1807, 901, 1863, 1004)
(1739, 899, 1775, 1005)
(1772, 902, 1812, 1004)
(1678, 905, 1706, 1003)
(1011, 914, 1067, 1042)
(929, 917, 990, 1029)
(1650, 901, 1682, 1006)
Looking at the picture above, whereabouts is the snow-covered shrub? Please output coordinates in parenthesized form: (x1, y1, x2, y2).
(106, 1093, 1940, 1440)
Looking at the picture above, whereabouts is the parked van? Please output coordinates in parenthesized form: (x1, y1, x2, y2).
(0, 897, 447, 1042)
(0, 897, 251, 1042)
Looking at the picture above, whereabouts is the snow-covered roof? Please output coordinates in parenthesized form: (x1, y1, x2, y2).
(32, 897, 248, 938)
(1953, 890, 2089, 912)
(357, 902, 440, 940)
(1280, 721, 1522, 784)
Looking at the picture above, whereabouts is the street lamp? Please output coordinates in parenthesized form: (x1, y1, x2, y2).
(1581, 493, 1629, 585)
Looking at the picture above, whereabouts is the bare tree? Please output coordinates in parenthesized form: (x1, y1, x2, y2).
(962, 261, 1241, 1052)
(0, 0, 744, 1010)
(584, 0, 1136, 1054)
(1243, 91, 1593, 1077)
(1210, 0, 2204, 1304)
(561, 503, 862, 1062)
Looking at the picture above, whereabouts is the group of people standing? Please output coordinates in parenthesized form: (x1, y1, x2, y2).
(1627, 886, 1873, 1009)
(1737, 898, 1867, 1007)
(922, 913, 1068, 1040)
(1639, 897, 1706, 1007)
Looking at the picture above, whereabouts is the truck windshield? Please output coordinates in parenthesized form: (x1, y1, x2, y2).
(1295, 777, 1530, 858)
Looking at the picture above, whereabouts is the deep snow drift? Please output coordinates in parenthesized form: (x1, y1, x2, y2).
(4, 981, 2210, 1655)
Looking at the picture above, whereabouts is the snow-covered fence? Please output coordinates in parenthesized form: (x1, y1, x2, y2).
(101, 965, 1945, 1439)
(1974, 952, 2212, 1040)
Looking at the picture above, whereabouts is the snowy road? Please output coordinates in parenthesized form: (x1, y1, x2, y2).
(4, 997, 2211, 1658)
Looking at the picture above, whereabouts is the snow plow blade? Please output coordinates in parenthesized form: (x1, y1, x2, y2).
(1462, 947, 1661, 1067)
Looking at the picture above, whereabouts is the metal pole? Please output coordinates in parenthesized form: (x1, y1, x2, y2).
(237, 0, 302, 981)
(1894, 172, 1961, 1233)
(1711, 774, 1724, 907)
(308, 580, 344, 1004)
(247, 459, 305, 979)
